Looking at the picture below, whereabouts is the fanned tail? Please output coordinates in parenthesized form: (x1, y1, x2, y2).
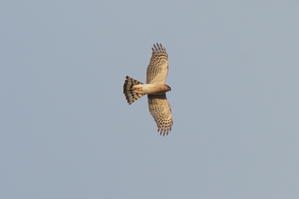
(123, 76, 145, 104)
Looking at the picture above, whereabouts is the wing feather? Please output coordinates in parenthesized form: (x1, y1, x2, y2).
(148, 94, 173, 136)
(146, 43, 169, 84)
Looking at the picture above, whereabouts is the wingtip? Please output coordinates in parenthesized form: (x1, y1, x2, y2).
(158, 128, 170, 136)
(152, 43, 166, 53)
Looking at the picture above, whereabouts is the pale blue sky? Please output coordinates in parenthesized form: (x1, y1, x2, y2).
(1, 0, 299, 198)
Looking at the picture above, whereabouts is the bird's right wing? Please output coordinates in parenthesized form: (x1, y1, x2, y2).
(146, 43, 169, 84)
(148, 93, 173, 136)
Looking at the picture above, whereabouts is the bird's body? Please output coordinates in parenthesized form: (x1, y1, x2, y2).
(132, 83, 171, 95)
(123, 43, 173, 136)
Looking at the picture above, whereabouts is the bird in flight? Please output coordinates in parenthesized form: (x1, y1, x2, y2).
(123, 43, 173, 136)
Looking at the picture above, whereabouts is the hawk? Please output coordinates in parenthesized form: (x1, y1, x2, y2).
(123, 43, 173, 136)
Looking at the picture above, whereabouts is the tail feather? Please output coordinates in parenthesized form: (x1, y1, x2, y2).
(123, 76, 145, 104)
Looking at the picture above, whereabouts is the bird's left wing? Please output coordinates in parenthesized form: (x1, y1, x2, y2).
(146, 43, 169, 84)
(148, 93, 173, 136)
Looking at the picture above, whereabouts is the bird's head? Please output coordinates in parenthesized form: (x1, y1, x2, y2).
(165, 84, 171, 92)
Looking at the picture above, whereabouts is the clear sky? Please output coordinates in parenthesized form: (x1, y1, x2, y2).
(1, 0, 299, 198)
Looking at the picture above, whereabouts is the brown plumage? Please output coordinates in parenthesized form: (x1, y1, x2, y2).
(148, 94, 173, 136)
(123, 76, 145, 104)
(123, 43, 173, 136)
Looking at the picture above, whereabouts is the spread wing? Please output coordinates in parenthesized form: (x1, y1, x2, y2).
(146, 43, 169, 84)
(148, 94, 173, 136)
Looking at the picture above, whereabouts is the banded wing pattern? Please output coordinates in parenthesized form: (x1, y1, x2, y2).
(148, 94, 173, 136)
(146, 43, 169, 84)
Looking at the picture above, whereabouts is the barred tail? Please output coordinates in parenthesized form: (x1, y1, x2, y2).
(123, 76, 145, 104)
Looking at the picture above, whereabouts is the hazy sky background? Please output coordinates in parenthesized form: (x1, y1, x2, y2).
(1, 0, 299, 198)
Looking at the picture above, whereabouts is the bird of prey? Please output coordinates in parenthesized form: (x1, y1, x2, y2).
(123, 43, 173, 136)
